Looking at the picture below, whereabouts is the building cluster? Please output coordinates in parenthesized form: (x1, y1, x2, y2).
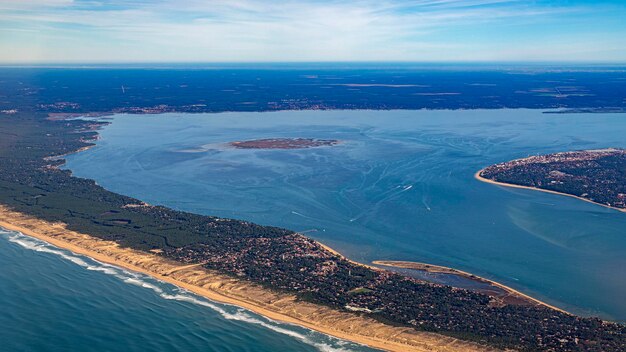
(481, 149, 626, 209)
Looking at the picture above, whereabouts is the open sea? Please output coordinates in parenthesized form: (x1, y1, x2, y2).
(2, 108, 625, 350)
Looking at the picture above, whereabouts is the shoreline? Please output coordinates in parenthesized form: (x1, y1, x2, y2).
(372, 260, 569, 314)
(474, 170, 626, 213)
(0, 205, 494, 352)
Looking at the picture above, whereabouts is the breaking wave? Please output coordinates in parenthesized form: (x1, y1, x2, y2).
(1, 229, 361, 352)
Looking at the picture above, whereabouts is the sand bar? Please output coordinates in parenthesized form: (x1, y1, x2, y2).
(373, 260, 569, 314)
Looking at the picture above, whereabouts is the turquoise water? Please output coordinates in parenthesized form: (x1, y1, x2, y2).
(62, 109, 626, 321)
(0, 229, 376, 351)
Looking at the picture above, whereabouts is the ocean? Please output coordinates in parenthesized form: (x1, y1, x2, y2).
(0, 229, 376, 351)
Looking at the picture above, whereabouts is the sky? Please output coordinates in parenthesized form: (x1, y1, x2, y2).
(0, 0, 625, 63)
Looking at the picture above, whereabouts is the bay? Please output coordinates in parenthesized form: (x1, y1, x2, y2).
(64, 109, 626, 321)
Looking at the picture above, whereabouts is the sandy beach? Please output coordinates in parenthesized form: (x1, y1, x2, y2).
(0, 205, 495, 352)
(474, 170, 626, 213)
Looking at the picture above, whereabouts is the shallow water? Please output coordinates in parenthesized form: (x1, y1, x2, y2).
(63, 109, 626, 321)
(0, 229, 377, 352)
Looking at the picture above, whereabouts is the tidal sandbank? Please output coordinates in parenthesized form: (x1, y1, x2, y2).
(373, 260, 568, 313)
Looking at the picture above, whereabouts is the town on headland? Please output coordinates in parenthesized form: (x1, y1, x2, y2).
(477, 149, 626, 211)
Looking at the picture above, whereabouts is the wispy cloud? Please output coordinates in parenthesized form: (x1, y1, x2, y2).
(0, 0, 624, 62)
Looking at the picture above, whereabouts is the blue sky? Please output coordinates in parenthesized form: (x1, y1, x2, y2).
(1, 0, 625, 63)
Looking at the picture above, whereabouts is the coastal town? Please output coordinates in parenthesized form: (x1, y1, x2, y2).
(479, 149, 626, 210)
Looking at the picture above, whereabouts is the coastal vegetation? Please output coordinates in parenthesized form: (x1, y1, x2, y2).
(1, 110, 625, 351)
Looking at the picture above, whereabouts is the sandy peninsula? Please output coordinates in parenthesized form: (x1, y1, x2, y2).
(0, 205, 495, 352)
(474, 170, 626, 213)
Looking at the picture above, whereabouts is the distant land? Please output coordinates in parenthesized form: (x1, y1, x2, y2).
(477, 149, 626, 212)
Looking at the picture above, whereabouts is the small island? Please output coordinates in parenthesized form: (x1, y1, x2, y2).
(229, 138, 339, 149)
(477, 149, 626, 211)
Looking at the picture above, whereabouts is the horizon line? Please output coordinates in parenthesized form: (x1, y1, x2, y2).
(2, 61, 626, 68)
